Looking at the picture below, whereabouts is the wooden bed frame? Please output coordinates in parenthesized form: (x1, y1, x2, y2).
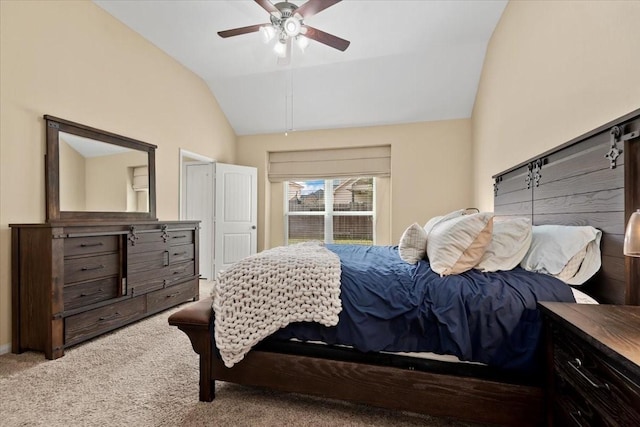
(169, 109, 640, 426)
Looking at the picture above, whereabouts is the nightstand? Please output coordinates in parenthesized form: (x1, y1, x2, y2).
(539, 302, 640, 426)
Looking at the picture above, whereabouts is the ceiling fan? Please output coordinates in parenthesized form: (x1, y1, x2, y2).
(218, 0, 350, 64)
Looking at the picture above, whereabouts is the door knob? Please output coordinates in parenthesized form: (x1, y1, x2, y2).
(251, 225, 256, 230)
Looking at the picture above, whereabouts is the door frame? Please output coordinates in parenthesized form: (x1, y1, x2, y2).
(179, 149, 215, 218)
(179, 149, 215, 279)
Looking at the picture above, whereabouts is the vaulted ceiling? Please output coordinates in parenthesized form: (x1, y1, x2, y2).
(94, 0, 507, 136)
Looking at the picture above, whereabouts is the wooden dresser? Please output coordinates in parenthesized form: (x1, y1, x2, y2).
(11, 220, 200, 359)
(539, 302, 640, 426)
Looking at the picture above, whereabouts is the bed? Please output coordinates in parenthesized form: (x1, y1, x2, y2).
(169, 109, 640, 426)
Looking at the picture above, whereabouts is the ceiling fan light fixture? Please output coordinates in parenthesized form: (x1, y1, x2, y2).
(260, 25, 276, 43)
(284, 17, 301, 37)
(296, 35, 309, 52)
(274, 40, 287, 57)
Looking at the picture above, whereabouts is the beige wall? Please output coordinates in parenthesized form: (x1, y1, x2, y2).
(59, 140, 87, 211)
(237, 119, 473, 251)
(85, 150, 148, 212)
(0, 1, 236, 352)
(473, 0, 640, 211)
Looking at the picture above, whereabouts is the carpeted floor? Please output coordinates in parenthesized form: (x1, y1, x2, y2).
(0, 281, 485, 427)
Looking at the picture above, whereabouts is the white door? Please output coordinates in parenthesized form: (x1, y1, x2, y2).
(214, 163, 257, 278)
(183, 162, 214, 280)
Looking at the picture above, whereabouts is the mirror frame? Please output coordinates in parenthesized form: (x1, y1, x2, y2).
(45, 115, 157, 222)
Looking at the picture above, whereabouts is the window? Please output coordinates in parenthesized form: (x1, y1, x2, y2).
(285, 178, 375, 245)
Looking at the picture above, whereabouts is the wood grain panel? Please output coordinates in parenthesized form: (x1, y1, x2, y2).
(534, 167, 624, 201)
(493, 164, 531, 196)
(537, 132, 622, 186)
(494, 201, 532, 217)
(533, 212, 624, 235)
(601, 255, 626, 284)
(495, 189, 532, 206)
(600, 233, 624, 258)
(593, 279, 626, 305)
(214, 351, 544, 427)
(534, 188, 624, 215)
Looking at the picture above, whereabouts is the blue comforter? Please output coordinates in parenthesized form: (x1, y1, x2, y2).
(272, 244, 575, 372)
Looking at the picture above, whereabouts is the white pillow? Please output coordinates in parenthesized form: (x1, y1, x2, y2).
(398, 223, 427, 264)
(475, 217, 532, 272)
(555, 246, 587, 282)
(426, 211, 494, 276)
(571, 287, 599, 304)
(423, 208, 467, 235)
(520, 225, 602, 285)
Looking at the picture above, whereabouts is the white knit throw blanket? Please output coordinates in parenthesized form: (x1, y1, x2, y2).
(212, 241, 342, 367)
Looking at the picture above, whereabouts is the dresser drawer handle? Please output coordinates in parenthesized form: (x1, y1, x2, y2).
(568, 358, 610, 391)
(80, 288, 103, 297)
(172, 235, 187, 239)
(80, 242, 104, 248)
(173, 251, 188, 256)
(569, 410, 585, 427)
(81, 264, 105, 271)
(98, 312, 120, 321)
(166, 292, 180, 299)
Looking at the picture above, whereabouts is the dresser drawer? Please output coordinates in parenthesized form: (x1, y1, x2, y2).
(127, 238, 167, 255)
(64, 235, 119, 256)
(146, 279, 197, 313)
(64, 253, 120, 284)
(64, 277, 120, 310)
(129, 231, 164, 246)
(169, 244, 194, 263)
(168, 230, 193, 245)
(553, 327, 640, 426)
(168, 260, 195, 283)
(64, 297, 145, 346)
(128, 248, 168, 272)
(129, 277, 165, 296)
(128, 261, 195, 293)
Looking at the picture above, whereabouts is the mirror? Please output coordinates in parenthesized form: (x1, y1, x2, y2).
(45, 115, 157, 222)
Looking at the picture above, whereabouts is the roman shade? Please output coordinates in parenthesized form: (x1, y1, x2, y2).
(132, 166, 149, 190)
(268, 145, 391, 182)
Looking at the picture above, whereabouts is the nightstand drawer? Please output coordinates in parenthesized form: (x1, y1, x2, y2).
(554, 375, 609, 427)
(552, 326, 640, 426)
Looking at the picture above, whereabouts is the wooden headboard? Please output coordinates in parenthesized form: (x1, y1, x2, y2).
(493, 109, 640, 305)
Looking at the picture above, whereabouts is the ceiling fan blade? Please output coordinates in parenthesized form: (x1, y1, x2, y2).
(296, 0, 342, 19)
(301, 25, 350, 51)
(277, 38, 292, 66)
(218, 24, 267, 38)
(254, 0, 280, 16)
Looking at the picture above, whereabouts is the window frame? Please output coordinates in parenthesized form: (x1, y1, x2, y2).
(284, 178, 377, 245)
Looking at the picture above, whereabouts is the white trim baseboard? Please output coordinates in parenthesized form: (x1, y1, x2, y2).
(0, 342, 11, 356)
